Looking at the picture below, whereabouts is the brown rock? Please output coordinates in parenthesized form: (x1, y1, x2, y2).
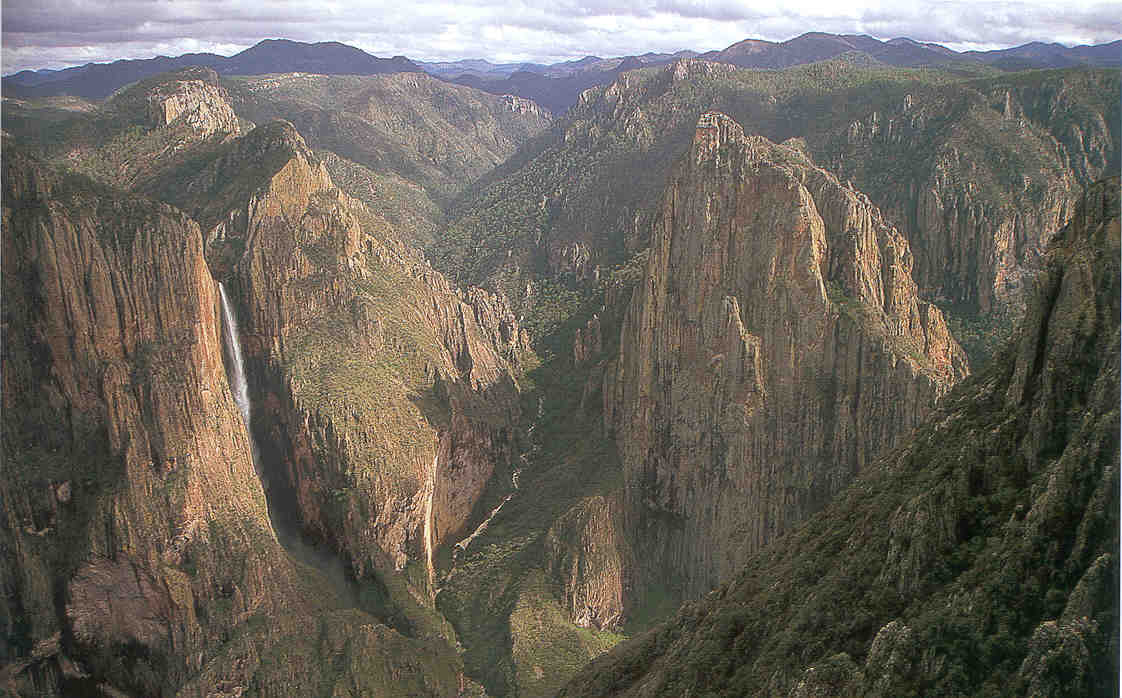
(609, 113, 967, 598)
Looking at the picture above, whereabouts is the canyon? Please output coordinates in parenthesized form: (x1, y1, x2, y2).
(2, 41, 1118, 697)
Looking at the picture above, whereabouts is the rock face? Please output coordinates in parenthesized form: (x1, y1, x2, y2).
(9, 67, 246, 196)
(812, 71, 1119, 316)
(607, 113, 967, 599)
(545, 495, 627, 630)
(560, 176, 1120, 698)
(1, 149, 270, 691)
(165, 119, 527, 604)
(440, 61, 1117, 354)
(143, 66, 241, 138)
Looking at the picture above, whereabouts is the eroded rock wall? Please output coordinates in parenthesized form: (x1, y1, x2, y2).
(608, 113, 967, 599)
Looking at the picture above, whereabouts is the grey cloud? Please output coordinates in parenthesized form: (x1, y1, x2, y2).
(3, 0, 1120, 74)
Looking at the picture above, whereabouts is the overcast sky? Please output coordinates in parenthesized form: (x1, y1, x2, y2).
(3, 0, 1121, 74)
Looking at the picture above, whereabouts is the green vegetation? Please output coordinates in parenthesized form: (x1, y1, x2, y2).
(825, 279, 931, 370)
(509, 570, 626, 698)
(433, 61, 1118, 358)
(437, 338, 629, 696)
(319, 150, 445, 248)
(4, 55, 1118, 698)
(941, 302, 1017, 370)
(223, 71, 551, 206)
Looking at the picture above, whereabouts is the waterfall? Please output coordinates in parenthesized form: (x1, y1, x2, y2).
(217, 280, 360, 608)
(424, 451, 436, 590)
(219, 282, 251, 428)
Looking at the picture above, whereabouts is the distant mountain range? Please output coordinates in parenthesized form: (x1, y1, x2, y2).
(4, 33, 1120, 110)
(2, 39, 420, 99)
(701, 32, 1122, 71)
(417, 51, 698, 79)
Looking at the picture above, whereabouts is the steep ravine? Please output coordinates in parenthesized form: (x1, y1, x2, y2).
(217, 281, 362, 611)
(152, 117, 532, 653)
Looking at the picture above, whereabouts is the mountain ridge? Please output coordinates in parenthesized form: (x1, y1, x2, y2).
(2, 49, 1118, 697)
(6, 32, 1119, 110)
(2, 39, 422, 99)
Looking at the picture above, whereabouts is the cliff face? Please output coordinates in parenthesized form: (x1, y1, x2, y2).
(141, 66, 241, 138)
(607, 113, 967, 599)
(60, 67, 244, 193)
(561, 175, 1120, 698)
(544, 495, 627, 631)
(1, 143, 487, 697)
(437, 62, 1118, 352)
(164, 120, 528, 609)
(0, 151, 265, 691)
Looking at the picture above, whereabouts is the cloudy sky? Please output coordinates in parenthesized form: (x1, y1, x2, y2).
(3, 0, 1121, 73)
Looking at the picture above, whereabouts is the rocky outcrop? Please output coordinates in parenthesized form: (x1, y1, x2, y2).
(813, 71, 1119, 316)
(143, 66, 241, 138)
(560, 176, 1119, 698)
(502, 94, 549, 118)
(0, 150, 275, 690)
(607, 113, 967, 599)
(441, 62, 1117, 355)
(2, 67, 245, 198)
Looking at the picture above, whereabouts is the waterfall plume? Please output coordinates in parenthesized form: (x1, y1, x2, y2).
(219, 282, 251, 427)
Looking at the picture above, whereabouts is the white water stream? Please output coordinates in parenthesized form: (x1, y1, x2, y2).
(219, 282, 251, 428)
(424, 451, 437, 590)
(217, 281, 359, 607)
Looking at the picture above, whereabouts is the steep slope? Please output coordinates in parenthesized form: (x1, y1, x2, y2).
(0, 150, 468, 696)
(225, 71, 551, 208)
(433, 353, 632, 698)
(562, 176, 1119, 697)
(2, 66, 243, 193)
(149, 118, 531, 641)
(606, 112, 967, 602)
(3, 66, 550, 248)
(808, 68, 1120, 317)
